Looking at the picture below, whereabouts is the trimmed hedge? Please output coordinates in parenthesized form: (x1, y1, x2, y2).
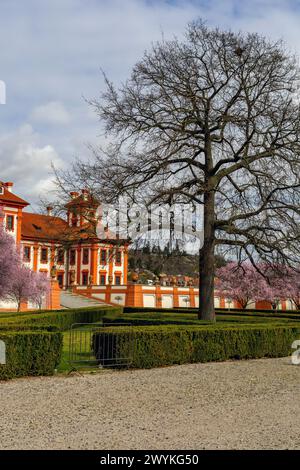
(0, 330, 63, 380)
(102, 311, 300, 327)
(93, 324, 300, 369)
(0, 305, 122, 380)
(0, 306, 122, 331)
(124, 306, 300, 316)
(0, 324, 60, 332)
(122, 307, 300, 325)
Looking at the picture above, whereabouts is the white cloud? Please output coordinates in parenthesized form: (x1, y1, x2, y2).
(30, 101, 71, 125)
(0, 0, 300, 203)
(0, 124, 64, 207)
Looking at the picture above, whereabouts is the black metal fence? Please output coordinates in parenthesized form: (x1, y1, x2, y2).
(68, 322, 134, 370)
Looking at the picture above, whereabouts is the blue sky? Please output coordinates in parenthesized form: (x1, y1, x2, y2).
(1, 0, 300, 209)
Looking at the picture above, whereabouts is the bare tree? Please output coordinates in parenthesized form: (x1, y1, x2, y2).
(55, 20, 300, 320)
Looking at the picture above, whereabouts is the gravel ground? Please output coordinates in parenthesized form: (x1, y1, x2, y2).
(0, 357, 299, 450)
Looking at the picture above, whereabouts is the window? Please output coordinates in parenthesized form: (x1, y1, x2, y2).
(6, 215, 14, 231)
(71, 215, 78, 227)
(115, 250, 122, 264)
(115, 275, 121, 285)
(23, 246, 31, 262)
(100, 274, 106, 285)
(70, 249, 76, 265)
(40, 248, 48, 263)
(82, 248, 89, 265)
(57, 273, 64, 288)
(100, 249, 107, 264)
(82, 272, 89, 286)
(57, 249, 65, 264)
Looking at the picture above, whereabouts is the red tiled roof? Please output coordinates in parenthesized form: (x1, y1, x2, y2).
(0, 185, 29, 207)
(22, 212, 68, 241)
(21, 212, 129, 245)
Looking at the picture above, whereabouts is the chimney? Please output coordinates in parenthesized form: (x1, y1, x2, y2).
(46, 206, 53, 216)
(70, 191, 79, 199)
(5, 182, 13, 192)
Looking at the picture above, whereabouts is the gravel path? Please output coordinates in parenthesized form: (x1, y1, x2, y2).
(0, 357, 299, 450)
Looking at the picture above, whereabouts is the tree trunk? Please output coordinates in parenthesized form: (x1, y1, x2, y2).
(198, 190, 216, 321)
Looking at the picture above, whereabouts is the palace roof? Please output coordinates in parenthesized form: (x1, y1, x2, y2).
(22, 212, 68, 242)
(21, 212, 129, 245)
(1, 181, 129, 245)
(0, 183, 29, 207)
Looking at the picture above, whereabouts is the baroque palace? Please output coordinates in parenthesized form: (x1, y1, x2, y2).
(0, 181, 129, 309)
(0, 181, 294, 311)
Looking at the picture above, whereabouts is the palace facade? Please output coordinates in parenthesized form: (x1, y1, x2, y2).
(0, 181, 129, 297)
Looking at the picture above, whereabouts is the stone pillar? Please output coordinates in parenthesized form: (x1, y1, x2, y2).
(108, 248, 114, 284)
(189, 287, 196, 308)
(125, 284, 143, 307)
(105, 284, 112, 304)
(33, 244, 39, 272)
(17, 208, 23, 245)
(155, 285, 162, 308)
(76, 246, 81, 285)
(19, 300, 28, 312)
(90, 247, 98, 285)
(123, 246, 128, 285)
(47, 279, 61, 310)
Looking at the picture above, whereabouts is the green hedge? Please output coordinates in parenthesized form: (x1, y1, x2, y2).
(0, 305, 122, 380)
(124, 306, 300, 316)
(0, 330, 63, 380)
(123, 307, 300, 324)
(0, 324, 60, 332)
(0, 306, 122, 331)
(93, 324, 300, 369)
(103, 311, 300, 327)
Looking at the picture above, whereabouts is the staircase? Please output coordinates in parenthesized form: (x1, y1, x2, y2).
(60, 291, 109, 309)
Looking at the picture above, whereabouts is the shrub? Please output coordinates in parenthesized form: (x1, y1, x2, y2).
(0, 330, 63, 380)
(0, 324, 59, 332)
(103, 311, 300, 327)
(0, 305, 121, 380)
(93, 324, 300, 369)
(0, 306, 122, 331)
(123, 306, 300, 316)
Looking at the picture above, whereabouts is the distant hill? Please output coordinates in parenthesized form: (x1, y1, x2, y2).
(128, 244, 227, 278)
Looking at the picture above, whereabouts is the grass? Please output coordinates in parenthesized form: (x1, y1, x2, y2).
(57, 322, 103, 372)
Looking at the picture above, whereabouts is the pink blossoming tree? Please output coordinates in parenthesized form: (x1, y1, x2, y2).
(216, 262, 298, 310)
(6, 265, 37, 312)
(0, 225, 50, 311)
(0, 226, 20, 298)
(216, 262, 268, 309)
(281, 268, 300, 309)
(258, 265, 290, 309)
(30, 271, 50, 310)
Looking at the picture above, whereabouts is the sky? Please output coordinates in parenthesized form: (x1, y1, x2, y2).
(1, 0, 300, 210)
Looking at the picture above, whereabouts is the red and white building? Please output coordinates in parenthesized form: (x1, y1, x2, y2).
(0, 181, 296, 311)
(0, 181, 129, 310)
